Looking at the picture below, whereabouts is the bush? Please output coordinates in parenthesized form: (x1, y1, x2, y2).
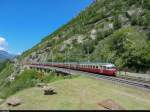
(0, 60, 9, 72)
(0, 70, 39, 99)
(93, 27, 150, 72)
(82, 39, 95, 54)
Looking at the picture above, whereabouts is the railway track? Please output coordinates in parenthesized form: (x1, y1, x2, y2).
(28, 65, 150, 90)
(117, 75, 150, 84)
(71, 70, 150, 90)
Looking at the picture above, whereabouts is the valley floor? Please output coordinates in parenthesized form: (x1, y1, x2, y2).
(0, 76, 150, 110)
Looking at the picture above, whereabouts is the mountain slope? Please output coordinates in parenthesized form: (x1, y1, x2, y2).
(0, 50, 15, 62)
(20, 0, 150, 73)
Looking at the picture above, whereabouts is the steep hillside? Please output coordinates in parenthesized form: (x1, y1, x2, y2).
(20, 0, 150, 73)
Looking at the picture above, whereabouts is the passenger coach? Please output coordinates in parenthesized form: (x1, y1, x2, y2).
(29, 62, 117, 76)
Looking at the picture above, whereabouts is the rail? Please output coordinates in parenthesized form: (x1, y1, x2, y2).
(26, 64, 150, 90)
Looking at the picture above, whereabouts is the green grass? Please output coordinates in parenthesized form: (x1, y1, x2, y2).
(0, 76, 150, 110)
(0, 70, 39, 99)
(0, 70, 69, 99)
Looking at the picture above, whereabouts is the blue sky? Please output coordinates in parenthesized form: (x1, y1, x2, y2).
(0, 0, 92, 54)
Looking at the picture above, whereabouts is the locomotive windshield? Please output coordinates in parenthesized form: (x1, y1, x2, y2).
(104, 64, 116, 69)
(107, 67, 116, 69)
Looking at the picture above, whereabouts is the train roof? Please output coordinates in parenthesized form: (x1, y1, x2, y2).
(78, 62, 115, 67)
(40, 62, 115, 67)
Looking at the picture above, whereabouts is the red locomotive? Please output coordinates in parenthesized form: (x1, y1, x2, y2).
(29, 62, 117, 76)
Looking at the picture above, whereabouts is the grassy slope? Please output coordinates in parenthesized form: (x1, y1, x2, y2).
(0, 76, 150, 110)
(0, 69, 67, 99)
(0, 70, 39, 99)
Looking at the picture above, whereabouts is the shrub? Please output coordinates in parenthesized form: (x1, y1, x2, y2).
(0, 70, 39, 99)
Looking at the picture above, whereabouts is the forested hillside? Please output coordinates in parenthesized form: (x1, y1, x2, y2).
(19, 0, 150, 73)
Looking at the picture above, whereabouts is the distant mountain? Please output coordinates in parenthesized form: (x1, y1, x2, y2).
(0, 50, 16, 62)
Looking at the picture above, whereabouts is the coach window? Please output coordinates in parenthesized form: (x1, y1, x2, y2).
(96, 66, 98, 69)
(103, 66, 106, 69)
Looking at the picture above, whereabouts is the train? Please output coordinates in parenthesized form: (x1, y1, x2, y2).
(26, 62, 117, 76)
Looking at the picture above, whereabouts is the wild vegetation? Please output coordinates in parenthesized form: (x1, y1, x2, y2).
(0, 76, 150, 110)
(0, 69, 71, 99)
(0, 60, 9, 72)
(0, 61, 14, 87)
(0, 0, 149, 108)
(0, 1, 150, 98)
(19, 0, 150, 73)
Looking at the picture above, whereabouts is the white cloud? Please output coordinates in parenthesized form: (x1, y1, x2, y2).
(17, 52, 22, 55)
(0, 37, 5, 45)
(0, 46, 5, 51)
(0, 37, 8, 51)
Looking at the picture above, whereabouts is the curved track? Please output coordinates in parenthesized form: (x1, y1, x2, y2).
(28, 65, 150, 90)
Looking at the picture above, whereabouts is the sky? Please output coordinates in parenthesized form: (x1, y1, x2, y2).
(0, 0, 93, 54)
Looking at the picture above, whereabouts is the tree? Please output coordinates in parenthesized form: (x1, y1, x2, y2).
(82, 39, 95, 54)
(113, 14, 122, 30)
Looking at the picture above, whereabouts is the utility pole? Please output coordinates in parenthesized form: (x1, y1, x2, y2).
(51, 50, 53, 66)
(44, 53, 48, 62)
(67, 48, 70, 63)
(67, 48, 71, 76)
(64, 50, 68, 75)
(65, 51, 67, 64)
(87, 46, 90, 63)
